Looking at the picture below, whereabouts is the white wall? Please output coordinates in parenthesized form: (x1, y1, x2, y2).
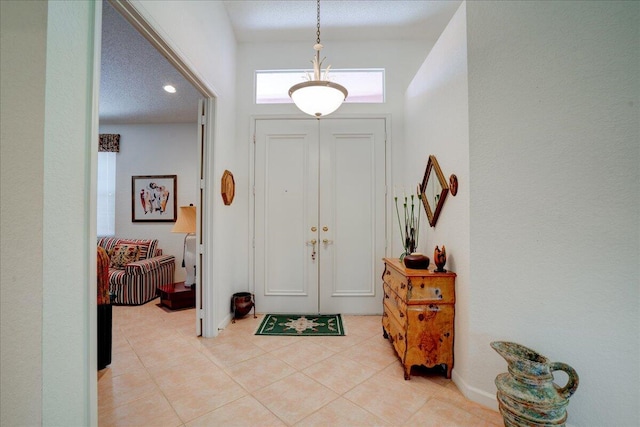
(467, 2, 639, 425)
(404, 0, 473, 402)
(0, 1, 47, 425)
(0, 1, 99, 424)
(99, 123, 198, 282)
(130, 0, 238, 334)
(406, 1, 639, 425)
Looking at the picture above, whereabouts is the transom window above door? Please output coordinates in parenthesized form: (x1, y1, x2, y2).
(255, 69, 385, 104)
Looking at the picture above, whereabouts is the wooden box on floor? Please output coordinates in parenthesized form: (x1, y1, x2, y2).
(156, 282, 195, 309)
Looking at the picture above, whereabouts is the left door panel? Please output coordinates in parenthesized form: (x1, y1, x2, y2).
(254, 119, 320, 313)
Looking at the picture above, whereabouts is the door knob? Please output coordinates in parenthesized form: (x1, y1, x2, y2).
(322, 239, 333, 245)
(311, 227, 317, 232)
(322, 226, 329, 232)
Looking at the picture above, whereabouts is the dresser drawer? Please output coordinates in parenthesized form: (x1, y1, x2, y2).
(406, 304, 454, 336)
(383, 283, 407, 326)
(382, 264, 409, 300)
(407, 275, 455, 304)
(382, 308, 407, 359)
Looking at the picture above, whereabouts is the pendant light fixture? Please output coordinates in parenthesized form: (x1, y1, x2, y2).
(289, 0, 348, 117)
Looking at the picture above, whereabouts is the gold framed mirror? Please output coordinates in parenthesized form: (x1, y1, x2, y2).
(419, 155, 449, 227)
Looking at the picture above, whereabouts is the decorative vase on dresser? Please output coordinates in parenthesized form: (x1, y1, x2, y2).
(381, 257, 456, 380)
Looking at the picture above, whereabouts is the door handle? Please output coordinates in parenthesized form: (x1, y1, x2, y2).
(307, 239, 317, 260)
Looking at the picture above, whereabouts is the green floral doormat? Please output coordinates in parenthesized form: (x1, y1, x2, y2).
(255, 314, 345, 336)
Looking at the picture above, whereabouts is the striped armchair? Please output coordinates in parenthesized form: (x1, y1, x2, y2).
(98, 237, 175, 305)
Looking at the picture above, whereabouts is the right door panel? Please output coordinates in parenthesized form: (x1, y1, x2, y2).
(318, 119, 387, 314)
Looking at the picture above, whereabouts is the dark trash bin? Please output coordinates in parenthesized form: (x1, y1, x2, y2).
(97, 302, 112, 370)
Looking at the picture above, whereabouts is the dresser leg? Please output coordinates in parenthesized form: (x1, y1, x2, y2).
(445, 364, 452, 379)
(404, 366, 411, 380)
(382, 327, 388, 339)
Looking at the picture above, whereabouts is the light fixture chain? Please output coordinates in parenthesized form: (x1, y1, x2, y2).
(316, 0, 321, 44)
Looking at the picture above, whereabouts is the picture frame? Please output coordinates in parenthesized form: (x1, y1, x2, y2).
(419, 155, 449, 227)
(131, 175, 177, 222)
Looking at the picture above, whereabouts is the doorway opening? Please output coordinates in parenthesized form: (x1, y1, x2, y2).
(95, 0, 216, 345)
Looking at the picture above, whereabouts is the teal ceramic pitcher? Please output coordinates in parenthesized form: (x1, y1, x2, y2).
(491, 341, 579, 427)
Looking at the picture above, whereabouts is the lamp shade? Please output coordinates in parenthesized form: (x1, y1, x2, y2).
(289, 80, 348, 117)
(171, 205, 196, 233)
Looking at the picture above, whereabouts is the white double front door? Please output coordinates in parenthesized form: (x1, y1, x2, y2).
(254, 118, 386, 314)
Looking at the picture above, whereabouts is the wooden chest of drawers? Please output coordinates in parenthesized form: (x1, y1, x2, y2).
(382, 257, 456, 380)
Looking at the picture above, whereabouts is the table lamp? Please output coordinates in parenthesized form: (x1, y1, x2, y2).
(171, 204, 196, 286)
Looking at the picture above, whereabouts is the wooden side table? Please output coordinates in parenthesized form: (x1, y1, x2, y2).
(156, 282, 195, 309)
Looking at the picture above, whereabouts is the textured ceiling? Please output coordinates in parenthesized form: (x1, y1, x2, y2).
(99, 1, 202, 124)
(99, 0, 461, 125)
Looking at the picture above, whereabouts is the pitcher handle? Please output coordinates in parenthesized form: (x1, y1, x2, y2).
(549, 362, 579, 399)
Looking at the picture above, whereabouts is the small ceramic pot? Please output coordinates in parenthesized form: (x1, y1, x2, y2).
(231, 292, 255, 319)
(403, 253, 430, 269)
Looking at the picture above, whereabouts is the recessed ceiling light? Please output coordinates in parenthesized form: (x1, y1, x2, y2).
(163, 85, 176, 93)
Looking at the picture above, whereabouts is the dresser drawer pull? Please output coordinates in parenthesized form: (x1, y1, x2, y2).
(400, 283, 406, 289)
(398, 334, 404, 341)
(428, 305, 441, 312)
(399, 312, 404, 318)
(385, 293, 390, 299)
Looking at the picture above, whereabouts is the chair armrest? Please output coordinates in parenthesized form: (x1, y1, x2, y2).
(125, 255, 175, 275)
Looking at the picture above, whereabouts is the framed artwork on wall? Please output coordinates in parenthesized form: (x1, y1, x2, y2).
(132, 175, 177, 222)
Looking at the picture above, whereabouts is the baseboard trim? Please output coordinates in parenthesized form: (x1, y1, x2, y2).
(451, 370, 499, 412)
(217, 313, 232, 333)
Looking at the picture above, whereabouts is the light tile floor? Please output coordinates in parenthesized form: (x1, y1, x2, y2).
(99, 301, 503, 426)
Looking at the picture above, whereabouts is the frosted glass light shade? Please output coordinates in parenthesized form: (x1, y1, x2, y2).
(289, 80, 348, 117)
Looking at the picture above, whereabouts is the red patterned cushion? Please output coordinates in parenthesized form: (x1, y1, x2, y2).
(97, 246, 110, 305)
(118, 240, 151, 260)
(109, 244, 140, 269)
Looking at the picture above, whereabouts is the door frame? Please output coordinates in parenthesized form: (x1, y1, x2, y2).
(248, 114, 393, 304)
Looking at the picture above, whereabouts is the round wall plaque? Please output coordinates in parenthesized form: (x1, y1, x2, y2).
(221, 170, 235, 205)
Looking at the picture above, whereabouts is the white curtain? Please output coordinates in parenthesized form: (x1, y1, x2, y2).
(97, 152, 116, 237)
